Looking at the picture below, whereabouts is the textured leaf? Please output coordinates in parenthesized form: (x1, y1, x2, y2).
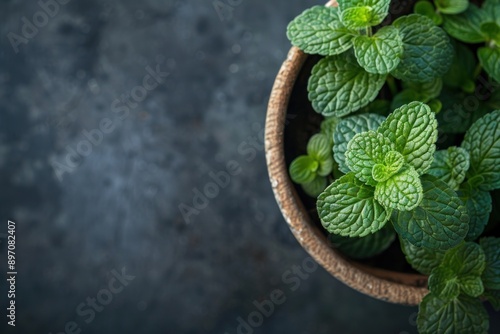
(307, 134, 334, 176)
(345, 131, 395, 186)
(341, 6, 376, 30)
(417, 294, 489, 334)
(429, 242, 486, 299)
(391, 14, 454, 83)
(371, 151, 405, 183)
(400, 237, 445, 275)
(378, 102, 438, 175)
(301, 175, 327, 198)
(427, 147, 470, 190)
(458, 185, 492, 241)
(435, 0, 469, 14)
(478, 47, 500, 84)
(333, 114, 385, 173)
(442, 4, 489, 43)
(375, 165, 423, 211)
(480, 237, 500, 290)
(289, 156, 318, 184)
(287, 6, 355, 56)
(338, 0, 390, 27)
(308, 54, 386, 117)
(392, 175, 469, 250)
(328, 224, 395, 259)
(462, 110, 500, 191)
(317, 173, 391, 237)
(353, 26, 403, 74)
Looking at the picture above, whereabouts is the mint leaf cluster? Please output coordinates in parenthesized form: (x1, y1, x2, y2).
(287, 1, 453, 117)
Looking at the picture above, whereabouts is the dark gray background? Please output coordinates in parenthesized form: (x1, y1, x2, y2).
(0, 0, 497, 333)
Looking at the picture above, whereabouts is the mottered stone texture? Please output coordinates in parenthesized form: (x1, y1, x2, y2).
(0, 0, 498, 333)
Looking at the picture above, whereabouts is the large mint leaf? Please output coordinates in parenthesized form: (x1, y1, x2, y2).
(400, 237, 445, 275)
(392, 175, 469, 250)
(308, 54, 386, 117)
(333, 114, 385, 174)
(378, 102, 438, 175)
(427, 147, 470, 190)
(353, 26, 403, 74)
(338, 0, 390, 27)
(301, 175, 327, 198)
(480, 237, 500, 290)
(462, 110, 500, 191)
(429, 242, 486, 299)
(317, 173, 391, 237)
(417, 294, 489, 334)
(345, 131, 395, 186)
(435, 0, 469, 14)
(458, 185, 492, 241)
(478, 47, 500, 84)
(391, 14, 454, 83)
(286, 6, 355, 56)
(289, 156, 318, 184)
(328, 224, 395, 260)
(442, 4, 489, 43)
(374, 166, 423, 211)
(307, 134, 334, 176)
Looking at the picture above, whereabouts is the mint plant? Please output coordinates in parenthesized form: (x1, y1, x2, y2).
(285, 1, 500, 333)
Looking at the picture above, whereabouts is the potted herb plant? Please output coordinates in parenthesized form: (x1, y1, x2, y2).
(265, 0, 500, 333)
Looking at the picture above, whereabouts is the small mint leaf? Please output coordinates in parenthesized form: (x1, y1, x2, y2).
(328, 224, 395, 259)
(417, 294, 489, 334)
(307, 134, 334, 176)
(301, 175, 327, 198)
(442, 4, 489, 43)
(400, 237, 445, 275)
(428, 267, 461, 300)
(372, 151, 404, 183)
(374, 165, 423, 211)
(338, 0, 390, 27)
(462, 110, 500, 191)
(289, 156, 318, 184)
(403, 78, 443, 102)
(427, 147, 470, 190)
(320, 117, 341, 143)
(317, 173, 391, 237)
(333, 114, 385, 173)
(378, 102, 438, 175)
(286, 6, 355, 56)
(392, 175, 469, 250)
(353, 26, 403, 74)
(458, 185, 492, 241)
(345, 131, 395, 186)
(308, 54, 386, 117)
(478, 46, 500, 84)
(391, 14, 454, 83)
(480, 237, 500, 290)
(341, 6, 376, 30)
(435, 0, 469, 15)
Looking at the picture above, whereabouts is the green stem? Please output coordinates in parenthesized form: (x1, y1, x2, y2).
(386, 76, 398, 97)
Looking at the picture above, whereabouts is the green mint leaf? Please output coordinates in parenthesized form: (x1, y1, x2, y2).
(435, 0, 469, 15)
(400, 237, 445, 275)
(481, 22, 500, 43)
(308, 54, 386, 117)
(307, 134, 334, 176)
(427, 99, 442, 114)
(372, 151, 405, 183)
(289, 155, 318, 184)
(443, 41, 477, 93)
(484, 0, 500, 26)
(414, 1, 443, 25)
(427, 147, 470, 190)
(442, 4, 489, 43)
(286, 6, 356, 56)
(458, 185, 492, 241)
(429, 242, 486, 298)
(462, 110, 500, 191)
(390, 89, 426, 111)
(417, 294, 489, 334)
(345, 131, 395, 186)
(353, 26, 403, 74)
(480, 237, 500, 290)
(333, 114, 385, 173)
(403, 78, 443, 102)
(374, 165, 423, 211)
(338, 0, 390, 27)
(483, 289, 500, 311)
(391, 14, 453, 83)
(320, 116, 341, 143)
(378, 102, 438, 175)
(317, 173, 391, 237)
(328, 224, 395, 259)
(392, 175, 469, 250)
(341, 6, 376, 30)
(301, 175, 328, 198)
(478, 46, 500, 84)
